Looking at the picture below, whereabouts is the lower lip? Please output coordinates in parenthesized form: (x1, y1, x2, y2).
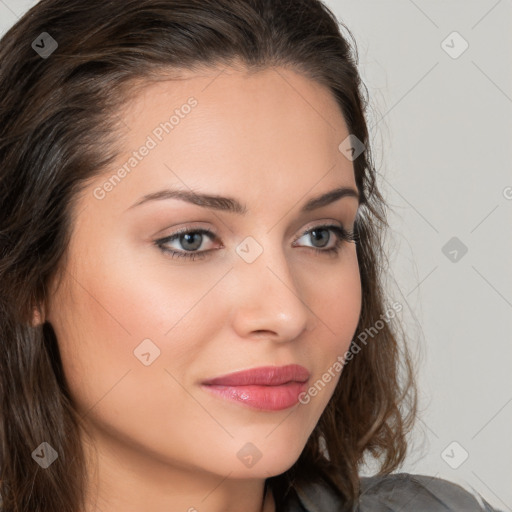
(201, 382, 308, 411)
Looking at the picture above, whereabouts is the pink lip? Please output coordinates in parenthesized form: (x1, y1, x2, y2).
(201, 364, 310, 411)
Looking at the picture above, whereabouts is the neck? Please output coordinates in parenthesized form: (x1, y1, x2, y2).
(81, 431, 276, 512)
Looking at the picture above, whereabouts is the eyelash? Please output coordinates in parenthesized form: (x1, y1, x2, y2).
(154, 224, 358, 261)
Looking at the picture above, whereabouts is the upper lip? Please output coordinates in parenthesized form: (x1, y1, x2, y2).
(202, 364, 310, 386)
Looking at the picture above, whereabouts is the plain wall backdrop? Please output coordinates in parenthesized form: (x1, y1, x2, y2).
(1, 0, 511, 510)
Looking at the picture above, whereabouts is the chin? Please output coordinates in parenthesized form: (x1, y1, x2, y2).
(252, 444, 305, 478)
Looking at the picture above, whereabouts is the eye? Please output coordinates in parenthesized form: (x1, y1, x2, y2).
(154, 227, 219, 261)
(154, 223, 358, 261)
(292, 224, 358, 257)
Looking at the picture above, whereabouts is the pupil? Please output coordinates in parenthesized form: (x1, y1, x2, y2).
(311, 229, 329, 247)
(181, 233, 202, 251)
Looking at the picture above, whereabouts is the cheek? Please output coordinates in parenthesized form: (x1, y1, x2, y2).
(50, 248, 216, 464)
(307, 246, 362, 348)
(50, 238, 195, 413)
(317, 251, 360, 351)
(290, 247, 361, 415)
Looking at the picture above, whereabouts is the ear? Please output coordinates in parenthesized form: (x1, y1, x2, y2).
(30, 305, 46, 327)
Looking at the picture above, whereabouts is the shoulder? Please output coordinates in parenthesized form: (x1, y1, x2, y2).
(288, 472, 503, 512)
(358, 472, 503, 512)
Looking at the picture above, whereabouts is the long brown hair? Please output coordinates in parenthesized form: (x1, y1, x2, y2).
(0, 1, 417, 510)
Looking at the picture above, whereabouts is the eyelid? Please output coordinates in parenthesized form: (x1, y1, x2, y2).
(158, 226, 219, 246)
(156, 219, 347, 245)
(292, 220, 345, 241)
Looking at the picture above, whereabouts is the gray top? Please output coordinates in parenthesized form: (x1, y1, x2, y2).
(282, 472, 504, 512)
(0, 472, 502, 511)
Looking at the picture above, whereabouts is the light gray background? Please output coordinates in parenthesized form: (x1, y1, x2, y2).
(1, 0, 511, 510)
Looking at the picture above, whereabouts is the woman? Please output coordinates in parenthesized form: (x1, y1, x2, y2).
(0, 0, 502, 511)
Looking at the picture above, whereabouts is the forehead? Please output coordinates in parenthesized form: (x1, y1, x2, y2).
(122, 64, 346, 127)
(88, 65, 357, 212)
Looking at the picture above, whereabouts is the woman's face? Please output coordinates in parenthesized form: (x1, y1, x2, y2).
(46, 65, 362, 485)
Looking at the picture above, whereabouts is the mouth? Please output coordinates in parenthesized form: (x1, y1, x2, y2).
(201, 364, 310, 411)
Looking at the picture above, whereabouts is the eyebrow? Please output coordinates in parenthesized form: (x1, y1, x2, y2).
(127, 185, 360, 214)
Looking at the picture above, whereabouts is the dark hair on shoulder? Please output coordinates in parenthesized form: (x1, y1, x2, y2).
(0, 1, 417, 510)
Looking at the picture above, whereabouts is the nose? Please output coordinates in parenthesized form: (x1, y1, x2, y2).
(229, 240, 314, 343)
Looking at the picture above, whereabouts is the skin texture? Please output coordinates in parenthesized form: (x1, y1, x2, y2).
(42, 65, 362, 512)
